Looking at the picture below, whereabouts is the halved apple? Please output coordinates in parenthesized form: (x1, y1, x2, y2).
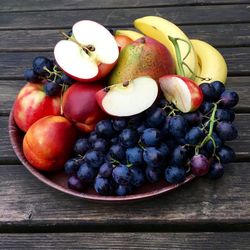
(54, 20, 119, 82)
(96, 76, 158, 117)
(159, 75, 203, 113)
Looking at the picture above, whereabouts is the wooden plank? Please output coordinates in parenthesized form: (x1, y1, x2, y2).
(0, 232, 250, 249)
(0, 163, 249, 231)
(0, 23, 249, 52)
(1, 0, 250, 12)
(0, 47, 249, 80)
(0, 76, 249, 115)
(1, 112, 250, 163)
(0, 5, 249, 30)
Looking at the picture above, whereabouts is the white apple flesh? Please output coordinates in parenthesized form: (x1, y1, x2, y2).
(96, 76, 158, 117)
(159, 75, 203, 113)
(54, 20, 119, 82)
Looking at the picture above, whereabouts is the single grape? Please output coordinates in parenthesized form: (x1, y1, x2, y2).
(203, 132, 222, 154)
(61, 73, 75, 85)
(88, 131, 99, 144)
(109, 144, 126, 162)
(146, 107, 166, 128)
(115, 184, 132, 196)
(68, 176, 86, 191)
(171, 145, 189, 166)
(157, 99, 169, 108)
(74, 138, 89, 155)
(145, 166, 162, 183)
(126, 147, 143, 166)
(110, 136, 119, 145)
(200, 82, 216, 101)
(95, 119, 115, 138)
(33, 56, 53, 76)
(168, 115, 187, 138)
(185, 127, 205, 145)
(183, 111, 202, 126)
(112, 164, 132, 185)
(128, 113, 144, 129)
(165, 165, 186, 184)
(84, 150, 104, 168)
(211, 81, 225, 99)
(130, 166, 146, 187)
(190, 154, 210, 176)
(199, 102, 213, 114)
(158, 143, 169, 160)
(44, 81, 61, 96)
(140, 128, 162, 147)
(92, 138, 109, 153)
(161, 116, 171, 137)
(219, 90, 239, 108)
(216, 108, 235, 122)
(77, 162, 96, 183)
(119, 128, 138, 148)
(94, 177, 113, 195)
(24, 68, 40, 83)
(64, 158, 80, 176)
(112, 117, 128, 132)
(137, 122, 147, 135)
(216, 121, 238, 141)
(207, 162, 224, 179)
(143, 147, 164, 167)
(99, 162, 114, 178)
(217, 145, 236, 163)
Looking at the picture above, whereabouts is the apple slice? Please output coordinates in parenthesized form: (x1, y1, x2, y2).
(96, 76, 158, 116)
(159, 75, 203, 113)
(54, 20, 119, 82)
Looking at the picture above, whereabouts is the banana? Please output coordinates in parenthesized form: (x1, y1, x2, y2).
(115, 29, 144, 41)
(134, 16, 198, 80)
(191, 39, 227, 85)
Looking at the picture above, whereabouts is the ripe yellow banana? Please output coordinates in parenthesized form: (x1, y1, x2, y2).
(134, 16, 198, 80)
(191, 39, 227, 85)
(115, 29, 143, 41)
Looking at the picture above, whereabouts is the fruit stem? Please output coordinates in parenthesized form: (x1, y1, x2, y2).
(168, 36, 185, 77)
(175, 37, 191, 61)
(195, 103, 218, 154)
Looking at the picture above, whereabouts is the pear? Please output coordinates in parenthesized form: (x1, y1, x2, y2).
(108, 36, 175, 85)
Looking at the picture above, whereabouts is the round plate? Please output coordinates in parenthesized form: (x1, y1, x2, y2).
(8, 109, 195, 202)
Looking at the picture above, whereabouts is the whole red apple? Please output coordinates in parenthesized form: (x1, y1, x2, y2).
(62, 82, 107, 133)
(13, 82, 61, 132)
(23, 115, 77, 171)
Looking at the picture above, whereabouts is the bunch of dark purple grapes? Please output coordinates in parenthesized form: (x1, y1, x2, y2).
(65, 80, 239, 196)
(24, 56, 75, 96)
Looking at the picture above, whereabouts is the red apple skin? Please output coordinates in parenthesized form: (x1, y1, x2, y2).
(115, 35, 133, 51)
(23, 116, 77, 171)
(59, 60, 117, 83)
(62, 82, 107, 133)
(13, 82, 61, 132)
(159, 75, 204, 111)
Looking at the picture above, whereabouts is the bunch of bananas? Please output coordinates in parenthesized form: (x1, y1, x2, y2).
(115, 16, 227, 85)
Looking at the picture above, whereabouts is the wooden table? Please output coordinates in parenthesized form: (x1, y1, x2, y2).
(0, 0, 250, 249)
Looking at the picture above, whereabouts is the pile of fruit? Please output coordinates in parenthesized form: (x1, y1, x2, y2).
(12, 16, 239, 196)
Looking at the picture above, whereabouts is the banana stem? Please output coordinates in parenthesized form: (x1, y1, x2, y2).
(168, 35, 185, 77)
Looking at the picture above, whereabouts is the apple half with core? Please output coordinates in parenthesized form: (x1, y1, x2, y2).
(159, 75, 203, 113)
(96, 76, 158, 117)
(54, 20, 119, 82)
